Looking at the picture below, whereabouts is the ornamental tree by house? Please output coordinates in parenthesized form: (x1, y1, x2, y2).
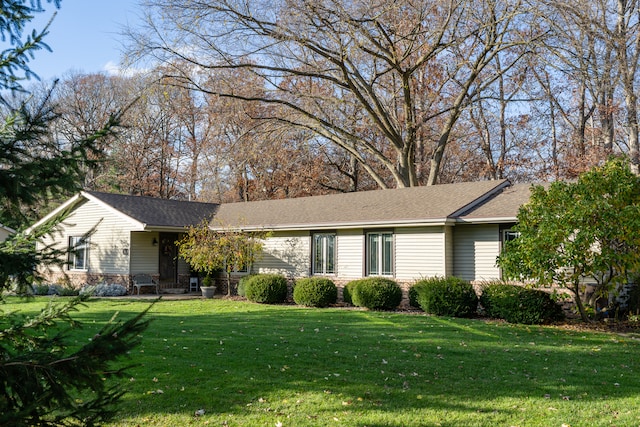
(497, 158, 640, 322)
(177, 220, 269, 296)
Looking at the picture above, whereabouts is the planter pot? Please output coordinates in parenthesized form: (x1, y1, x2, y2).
(201, 286, 216, 299)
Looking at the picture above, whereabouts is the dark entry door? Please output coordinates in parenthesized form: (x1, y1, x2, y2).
(159, 233, 178, 285)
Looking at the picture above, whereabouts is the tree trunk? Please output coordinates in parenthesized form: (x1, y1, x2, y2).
(572, 279, 592, 323)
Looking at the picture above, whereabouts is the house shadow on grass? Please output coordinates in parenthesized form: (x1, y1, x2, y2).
(69, 300, 640, 426)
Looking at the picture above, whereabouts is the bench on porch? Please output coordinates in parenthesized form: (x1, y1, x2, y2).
(132, 274, 159, 295)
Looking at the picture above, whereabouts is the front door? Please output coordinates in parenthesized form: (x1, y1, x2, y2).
(159, 232, 178, 285)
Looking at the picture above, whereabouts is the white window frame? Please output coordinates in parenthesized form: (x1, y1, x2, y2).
(503, 229, 520, 245)
(366, 231, 394, 276)
(232, 261, 250, 275)
(312, 233, 336, 275)
(68, 236, 89, 271)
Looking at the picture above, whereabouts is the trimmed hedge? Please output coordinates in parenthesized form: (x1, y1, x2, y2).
(408, 285, 420, 308)
(480, 283, 564, 324)
(244, 274, 288, 304)
(293, 277, 337, 307)
(347, 278, 402, 311)
(342, 281, 358, 305)
(413, 276, 478, 318)
(237, 274, 256, 298)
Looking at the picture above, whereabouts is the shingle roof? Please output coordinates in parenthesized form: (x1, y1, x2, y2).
(457, 183, 536, 222)
(85, 191, 219, 228)
(213, 180, 509, 229)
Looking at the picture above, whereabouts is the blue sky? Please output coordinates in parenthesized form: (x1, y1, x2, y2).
(28, 0, 142, 81)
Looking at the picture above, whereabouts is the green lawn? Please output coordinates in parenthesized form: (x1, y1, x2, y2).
(5, 297, 640, 426)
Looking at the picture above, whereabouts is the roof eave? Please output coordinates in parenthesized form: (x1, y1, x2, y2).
(214, 218, 455, 232)
(81, 191, 146, 230)
(143, 225, 194, 232)
(456, 216, 518, 224)
(448, 180, 511, 218)
(25, 193, 84, 234)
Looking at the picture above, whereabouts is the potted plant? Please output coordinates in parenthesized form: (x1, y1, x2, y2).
(200, 274, 216, 299)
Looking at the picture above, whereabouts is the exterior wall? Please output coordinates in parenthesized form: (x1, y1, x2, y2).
(444, 225, 454, 277)
(395, 226, 447, 281)
(255, 226, 452, 284)
(452, 224, 501, 282)
(335, 229, 364, 279)
(0, 227, 12, 242)
(43, 272, 131, 288)
(37, 198, 134, 285)
(253, 231, 311, 278)
(130, 231, 159, 273)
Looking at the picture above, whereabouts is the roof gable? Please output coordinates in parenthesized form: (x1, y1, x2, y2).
(456, 183, 537, 223)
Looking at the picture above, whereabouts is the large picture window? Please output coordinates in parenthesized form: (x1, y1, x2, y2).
(367, 232, 393, 276)
(68, 236, 89, 270)
(313, 233, 335, 275)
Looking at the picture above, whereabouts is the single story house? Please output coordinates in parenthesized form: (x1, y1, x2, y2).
(30, 180, 533, 294)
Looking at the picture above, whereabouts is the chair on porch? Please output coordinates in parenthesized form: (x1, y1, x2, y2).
(132, 274, 159, 295)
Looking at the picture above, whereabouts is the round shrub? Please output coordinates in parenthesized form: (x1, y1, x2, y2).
(293, 277, 337, 307)
(480, 283, 564, 324)
(414, 276, 478, 318)
(349, 278, 402, 311)
(244, 274, 288, 304)
(342, 280, 359, 305)
(408, 282, 423, 308)
(237, 274, 255, 298)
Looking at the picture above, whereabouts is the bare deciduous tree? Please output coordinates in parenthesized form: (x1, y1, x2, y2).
(127, 0, 539, 187)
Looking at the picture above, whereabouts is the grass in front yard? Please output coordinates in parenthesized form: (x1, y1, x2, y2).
(5, 297, 640, 426)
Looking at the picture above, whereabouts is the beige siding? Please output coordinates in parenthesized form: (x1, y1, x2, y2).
(444, 225, 454, 277)
(0, 227, 12, 242)
(254, 231, 310, 278)
(395, 226, 447, 281)
(130, 232, 158, 273)
(453, 224, 501, 281)
(336, 229, 364, 279)
(39, 199, 136, 275)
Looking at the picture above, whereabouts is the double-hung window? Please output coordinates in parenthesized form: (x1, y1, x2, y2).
(313, 233, 335, 275)
(367, 232, 393, 276)
(69, 236, 89, 270)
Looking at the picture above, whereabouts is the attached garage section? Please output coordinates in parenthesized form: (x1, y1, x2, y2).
(453, 224, 501, 282)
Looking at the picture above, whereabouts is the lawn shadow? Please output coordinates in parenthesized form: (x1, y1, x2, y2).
(68, 300, 640, 425)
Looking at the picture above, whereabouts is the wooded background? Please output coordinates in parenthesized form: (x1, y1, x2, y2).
(17, 0, 640, 212)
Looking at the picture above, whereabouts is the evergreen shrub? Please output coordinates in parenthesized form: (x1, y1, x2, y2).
(237, 275, 255, 298)
(293, 277, 338, 307)
(349, 277, 402, 310)
(342, 280, 359, 305)
(408, 283, 421, 308)
(414, 276, 478, 317)
(480, 283, 564, 324)
(244, 274, 288, 304)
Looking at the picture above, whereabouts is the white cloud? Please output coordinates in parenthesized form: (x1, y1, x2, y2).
(103, 61, 147, 77)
